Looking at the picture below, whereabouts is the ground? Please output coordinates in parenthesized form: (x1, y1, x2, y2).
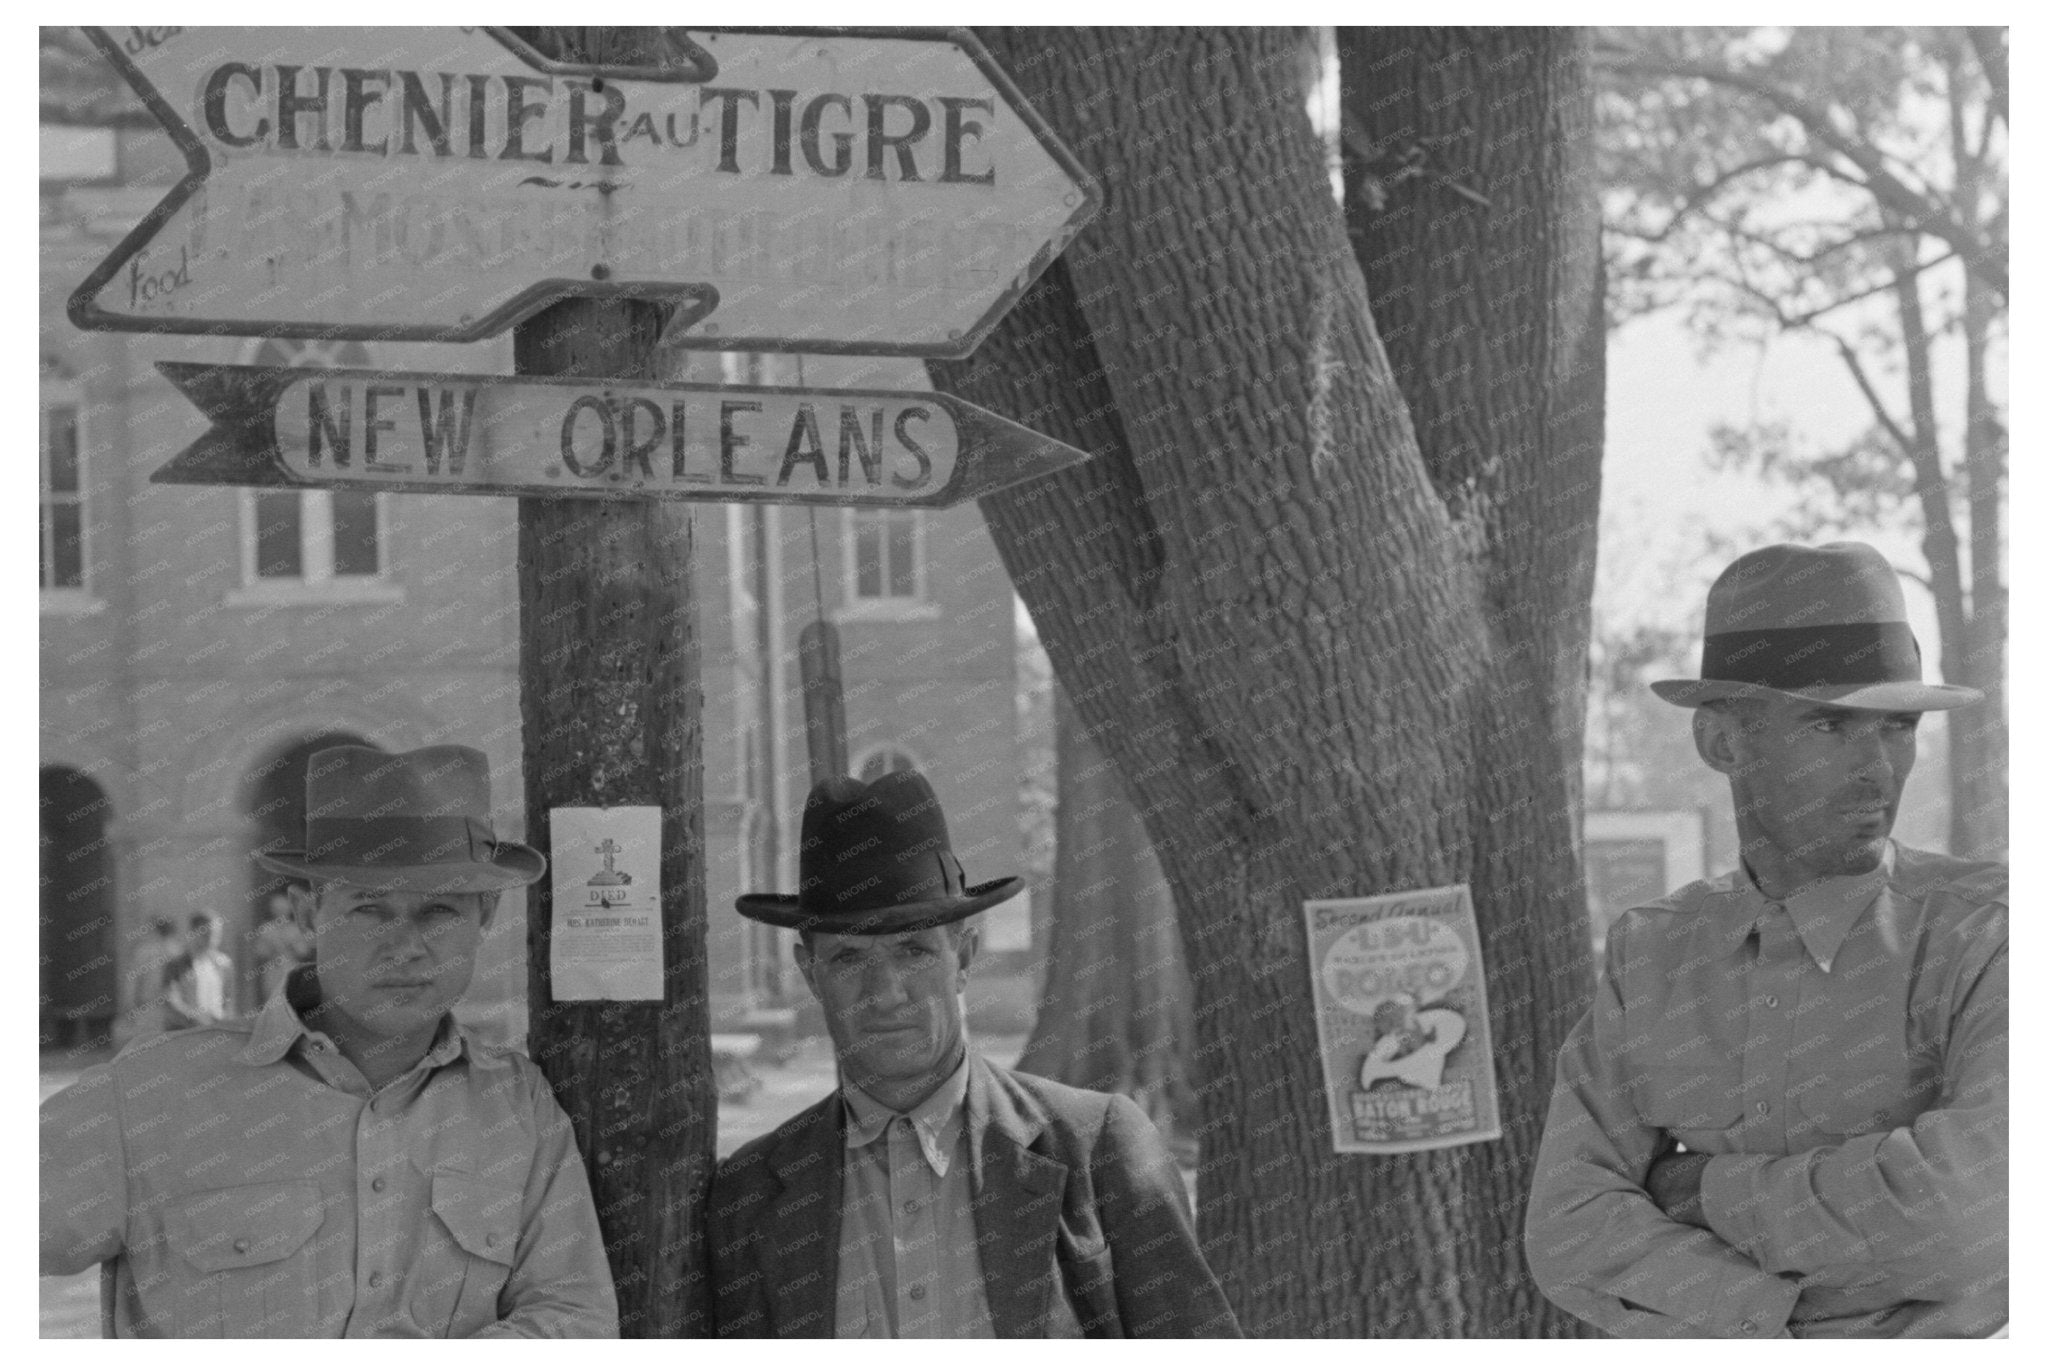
(38, 1033, 1025, 1338)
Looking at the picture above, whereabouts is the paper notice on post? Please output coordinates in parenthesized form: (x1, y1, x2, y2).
(549, 806, 663, 1002)
(1302, 885, 1502, 1154)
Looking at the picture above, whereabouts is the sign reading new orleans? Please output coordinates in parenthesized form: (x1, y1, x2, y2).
(70, 26, 1099, 356)
(152, 362, 1091, 508)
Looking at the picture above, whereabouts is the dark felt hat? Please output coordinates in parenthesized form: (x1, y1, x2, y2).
(253, 745, 546, 893)
(1651, 541, 1981, 711)
(735, 769, 1022, 935)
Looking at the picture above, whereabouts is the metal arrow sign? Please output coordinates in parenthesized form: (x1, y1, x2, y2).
(69, 26, 1100, 358)
(150, 362, 1093, 508)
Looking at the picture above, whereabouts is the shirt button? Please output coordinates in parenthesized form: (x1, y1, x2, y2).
(371, 1176, 387, 1192)
(1740, 1319, 1758, 1335)
(1755, 1100, 1771, 1117)
(909, 1284, 927, 1302)
(486, 1232, 502, 1248)
(233, 1238, 250, 1254)
(902, 1200, 918, 1216)
(1763, 994, 1779, 1008)
(367, 1271, 384, 1289)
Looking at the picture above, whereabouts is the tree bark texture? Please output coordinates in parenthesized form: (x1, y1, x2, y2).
(930, 27, 1600, 1336)
(512, 27, 715, 1339)
(1016, 684, 1195, 1146)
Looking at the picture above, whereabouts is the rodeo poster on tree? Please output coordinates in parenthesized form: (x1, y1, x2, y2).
(1303, 885, 1503, 1155)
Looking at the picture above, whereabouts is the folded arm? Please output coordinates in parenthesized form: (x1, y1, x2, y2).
(1524, 923, 1799, 1339)
(1699, 941, 2006, 1306)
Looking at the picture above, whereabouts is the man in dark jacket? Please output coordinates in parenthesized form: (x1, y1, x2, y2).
(708, 769, 1239, 1338)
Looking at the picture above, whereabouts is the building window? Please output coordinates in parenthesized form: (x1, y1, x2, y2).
(855, 745, 921, 783)
(41, 368, 89, 600)
(843, 508, 926, 607)
(231, 339, 396, 602)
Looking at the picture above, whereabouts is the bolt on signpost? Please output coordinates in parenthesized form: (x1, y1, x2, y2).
(76, 21, 1098, 1335)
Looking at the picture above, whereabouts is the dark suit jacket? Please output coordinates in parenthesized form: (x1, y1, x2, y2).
(708, 1053, 1240, 1338)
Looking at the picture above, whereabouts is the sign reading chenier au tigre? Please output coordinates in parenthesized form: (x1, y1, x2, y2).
(69, 26, 1100, 355)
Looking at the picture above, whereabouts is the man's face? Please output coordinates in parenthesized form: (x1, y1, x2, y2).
(1703, 698, 1921, 884)
(297, 884, 488, 1047)
(797, 925, 975, 1100)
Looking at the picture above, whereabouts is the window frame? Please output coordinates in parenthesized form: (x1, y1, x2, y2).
(40, 369, 97, 612)
(837, 507, 937, 621)
(225, 339, 401, 607)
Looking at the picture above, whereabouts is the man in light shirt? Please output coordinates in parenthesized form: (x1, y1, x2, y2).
(41, 745, 617, 1337)
(709, 768, 1239, 1338)
(1526, 543, 2006, 1337)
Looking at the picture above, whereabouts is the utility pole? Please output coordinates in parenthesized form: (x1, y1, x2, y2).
(512, 25, 713, 1341)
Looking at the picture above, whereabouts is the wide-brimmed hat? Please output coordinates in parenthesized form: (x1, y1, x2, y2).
(736, 769, 1022, 935)
(1651, 541, 1981, 711)
(253, 745, 546, 893)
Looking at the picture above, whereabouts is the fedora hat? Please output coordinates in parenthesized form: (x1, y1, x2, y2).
(1651, 541, 1981, 711)
(736, 769, 1022, 935)
(253, 745, 545, 893)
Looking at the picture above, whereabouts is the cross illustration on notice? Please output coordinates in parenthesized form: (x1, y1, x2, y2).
(587, 836, 632, 886)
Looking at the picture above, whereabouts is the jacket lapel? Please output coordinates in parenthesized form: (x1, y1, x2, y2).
(764, 1096, 845, 1338)
(967, 1056, 1071, 1337)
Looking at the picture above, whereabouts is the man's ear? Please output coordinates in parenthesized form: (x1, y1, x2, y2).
(288, 883, 321, 935)
(954, 923, 980, 979)
(1693, 707, 1743, 776)
(477, 891, 501, 929)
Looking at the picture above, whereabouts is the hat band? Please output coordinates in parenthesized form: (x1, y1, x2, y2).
(799, 850, 969, 918)
(302, 815, 493, 866)
(1701, 621, 1921, 690)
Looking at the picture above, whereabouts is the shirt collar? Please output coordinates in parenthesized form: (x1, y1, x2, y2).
(842, 1051, 970, 1177)
(237, 964, 485, 1071)
(1721, 841, 1895, 971)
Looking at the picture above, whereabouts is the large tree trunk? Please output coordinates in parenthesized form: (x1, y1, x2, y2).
(1017, 685, 1195, 1145)
(932, 27, 1600, 1336)
(513, 27, 716, 1338)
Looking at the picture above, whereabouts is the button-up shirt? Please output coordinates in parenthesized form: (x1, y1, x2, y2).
(834, 1054, 994, 1338)
(1527, 844, 2006, 1338)
(40, 969, 618, 1338)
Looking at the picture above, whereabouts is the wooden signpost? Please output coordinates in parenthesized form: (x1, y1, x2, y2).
(70, 22, 1097, 1338)
(69, 25, 1099, 355)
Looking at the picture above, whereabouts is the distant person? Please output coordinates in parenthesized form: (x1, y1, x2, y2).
(115, 918, 179, 1046)
(1525, 543, 2006, 1336)
(40, 744, 617, 1336)
(708, 768, 1240, 1338)
(253, 888, 314, 1001)
(160, 911, 232, 1030)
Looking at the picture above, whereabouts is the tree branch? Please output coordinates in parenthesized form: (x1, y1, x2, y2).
(1829, 336, 1918, 460)
(1605, 52, 2008, 298)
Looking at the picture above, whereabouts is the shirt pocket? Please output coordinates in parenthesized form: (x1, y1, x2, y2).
(1633, 1067, 1745, 1154)
(421, 1172, 521, 1337)
(160, 1181, 325, 1337)
(1788, 1068, 1915, 1145)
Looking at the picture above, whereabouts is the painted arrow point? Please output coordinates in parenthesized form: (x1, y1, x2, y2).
(70, 26, 1098, 357)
